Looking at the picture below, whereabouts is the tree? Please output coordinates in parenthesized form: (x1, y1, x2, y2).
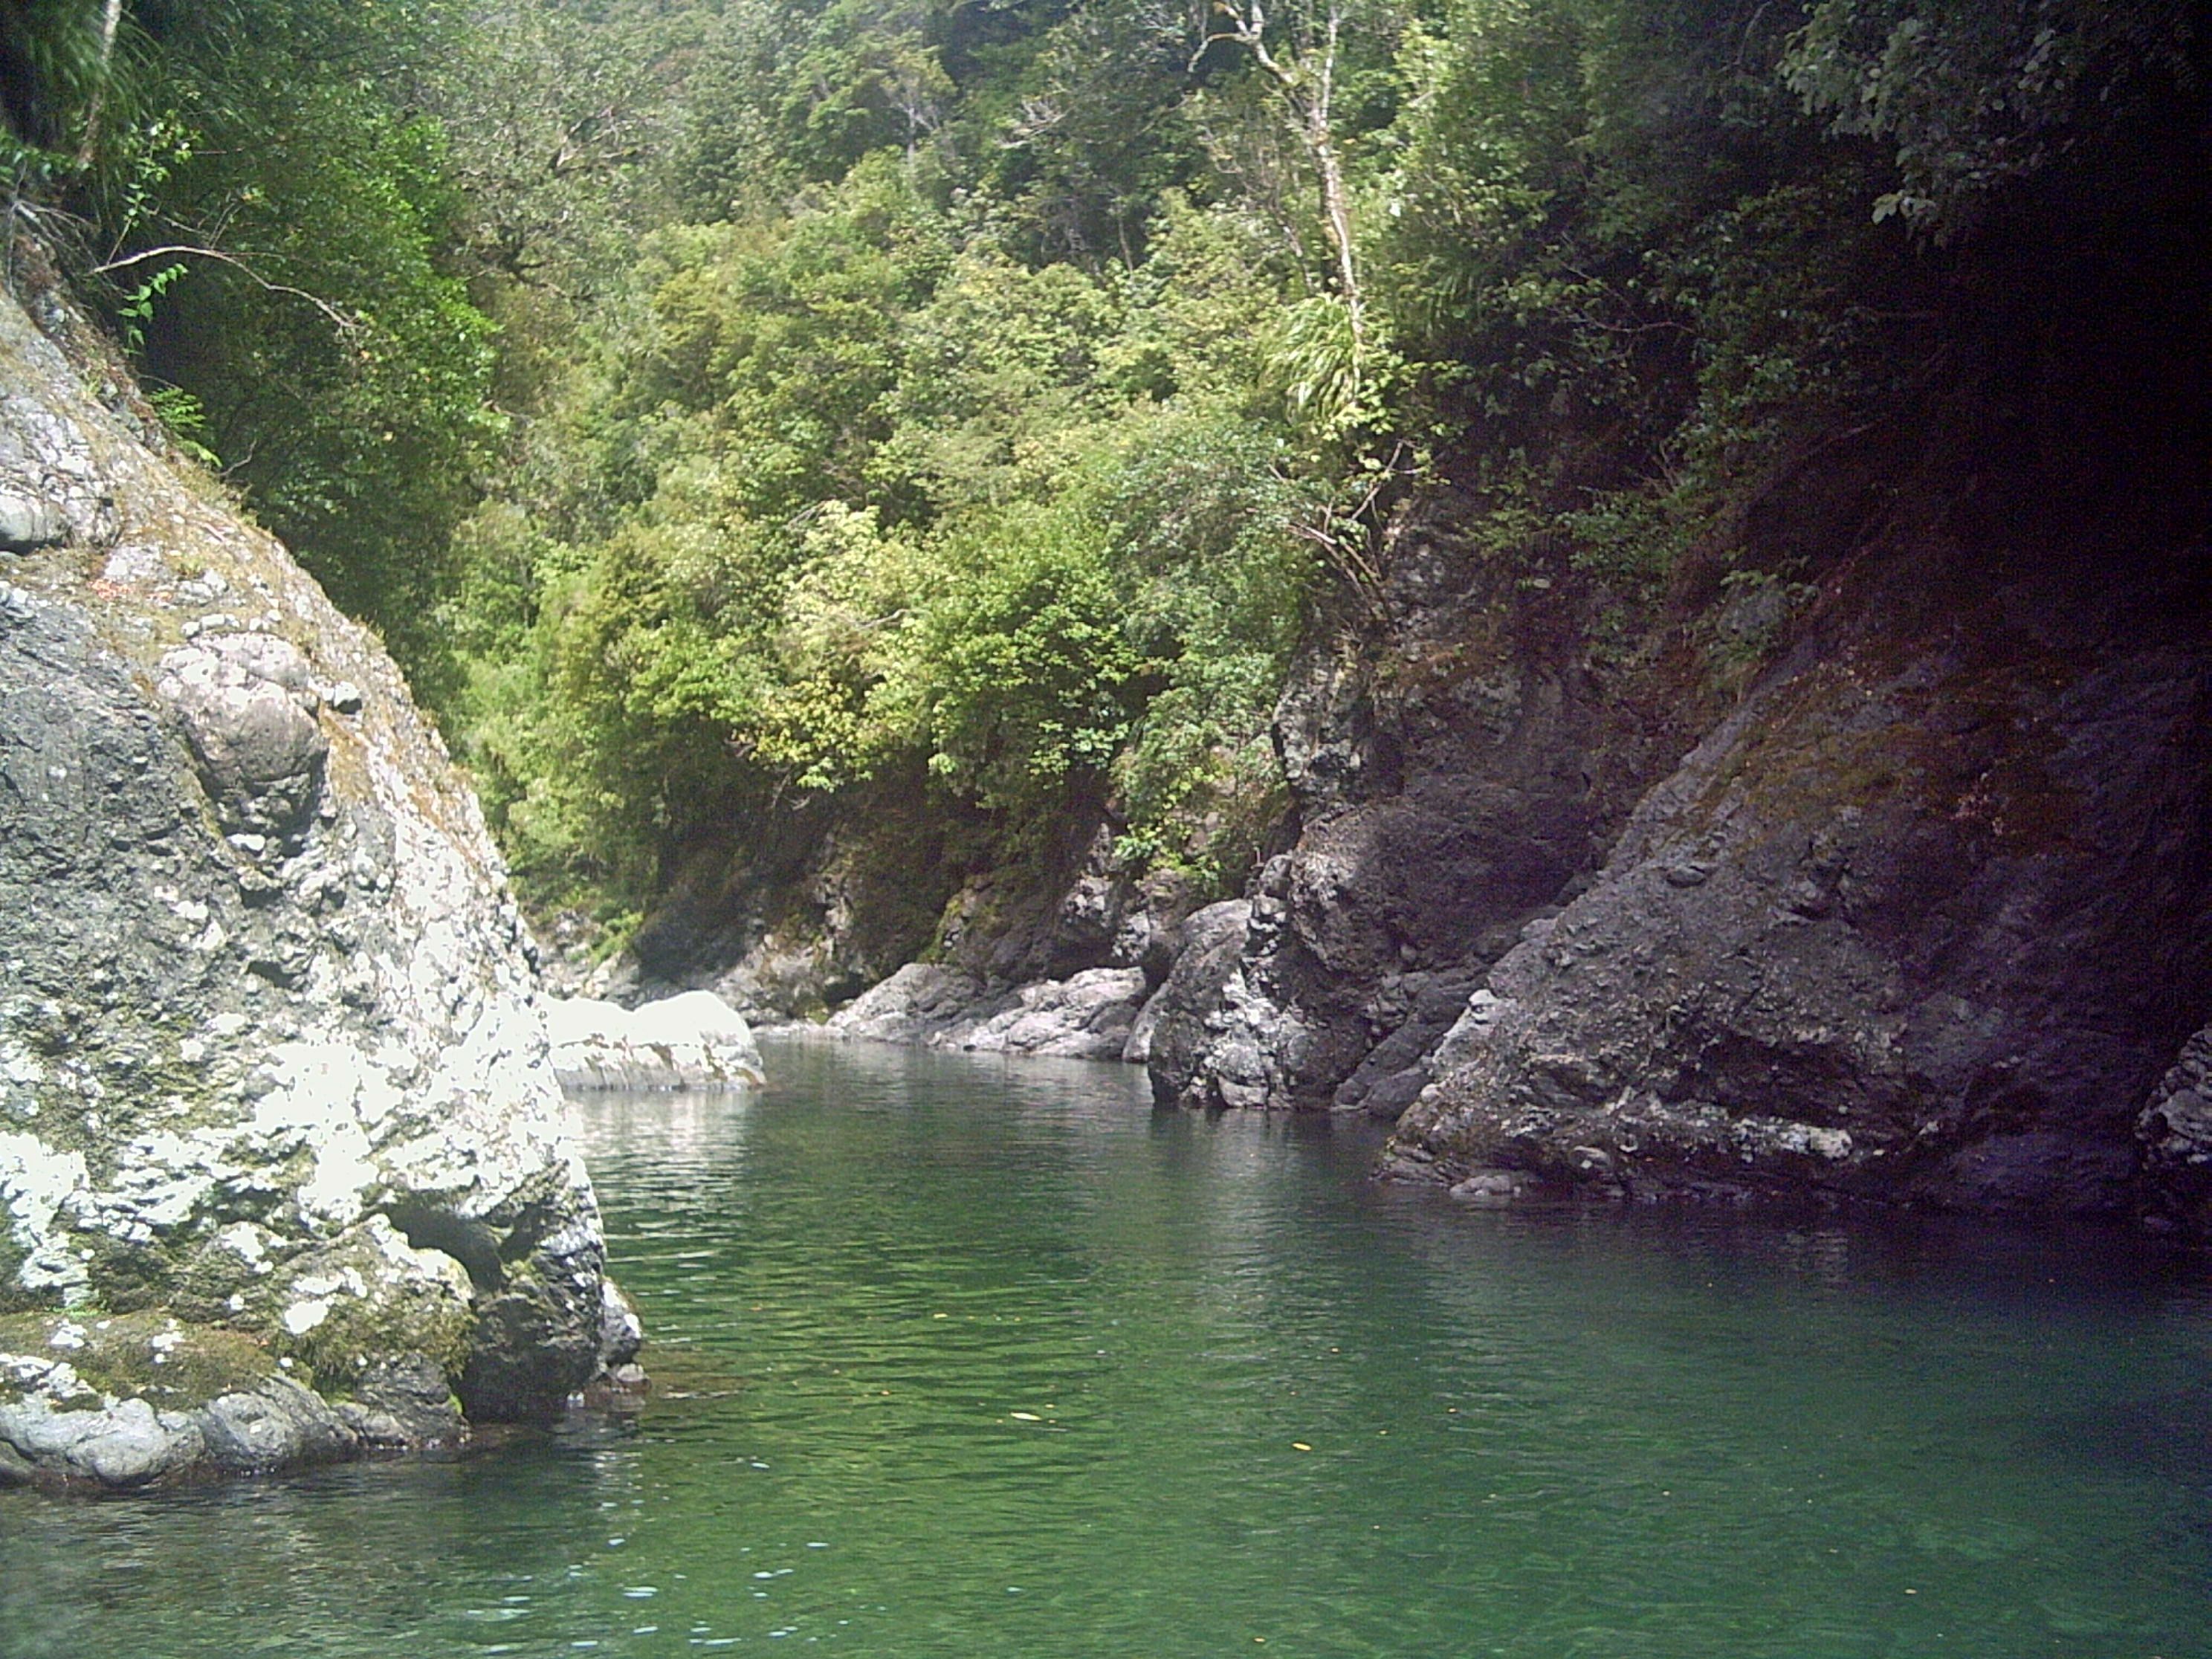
(1, 0, 122, 154)
(1782, 0, 2197, 236)
(1191, 0, 1382, 358)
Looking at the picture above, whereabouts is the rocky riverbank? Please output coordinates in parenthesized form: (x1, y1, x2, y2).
(1382, 521, 2212, 1227)
(0, 271, 637, 1488)
(576, 133, 2212, 1245)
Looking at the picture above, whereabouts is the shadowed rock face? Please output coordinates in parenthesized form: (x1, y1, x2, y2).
(1152, 508, 1699, 1119)
(1135, 203, 2212, 1232)
(0, 281, 636, 1487)
(1388, 538, 2212, 1225)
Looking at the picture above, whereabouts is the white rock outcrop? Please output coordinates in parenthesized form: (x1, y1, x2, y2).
(547, 992, 766, 1090)
(0, 279, 636, 1487)
(826, 963, 1148, 1061)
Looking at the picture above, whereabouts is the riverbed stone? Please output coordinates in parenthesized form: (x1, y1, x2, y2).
(827, 963, 994, 1046)
(1137, 901, 1252, 1099)
(826, 960, 1150, 1059)
(2140, 1023, 2212, 1232)
(949, 967, 1150, 1059)
(547, 991, 766, 1090)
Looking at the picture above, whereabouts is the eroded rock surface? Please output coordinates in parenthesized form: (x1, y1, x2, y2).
(2139, 1023, 2212, 1232)
(1388, 543, 2212, 1223)
(0, 282, 636, 1487)
(826, 962, 1150, 1060)
(1150, 507, 1696, 1116)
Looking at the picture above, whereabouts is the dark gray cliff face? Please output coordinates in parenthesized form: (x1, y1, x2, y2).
(1386, 536, 2212, 1222)
(1131, 164, 2212, 1232)
(1155, 509, 1706, 1119)
(0, 284, 636, 1487)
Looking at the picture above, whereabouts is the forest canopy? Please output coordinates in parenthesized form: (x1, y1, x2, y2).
(2, 0, 2199, 920)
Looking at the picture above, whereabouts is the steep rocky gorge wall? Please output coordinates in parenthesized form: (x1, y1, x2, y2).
(597, 155, 2212, 1242)
(0, 270, 636, 1488)
(612, 403, 2212, 1241)
(1143, 500, 1721, 1122)
(1155, 210, 2212, 1236)
(1385, 518, 2212, 1226)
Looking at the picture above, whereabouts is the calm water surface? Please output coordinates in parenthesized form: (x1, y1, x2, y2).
(4, 1036, 2211, 1657)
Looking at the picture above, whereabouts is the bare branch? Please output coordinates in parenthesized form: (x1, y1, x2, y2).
(1194, 0, 1365, 356)
(89, 245, 365, 336)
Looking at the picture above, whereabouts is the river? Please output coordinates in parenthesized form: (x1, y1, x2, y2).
(4, 1037, 2209, 1656)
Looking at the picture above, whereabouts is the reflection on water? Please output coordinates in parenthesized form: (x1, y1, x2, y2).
(4, 1035, 2210, 1658)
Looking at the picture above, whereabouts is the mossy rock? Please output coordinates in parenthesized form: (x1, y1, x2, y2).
(79, 1234, 179, 1314)
(255, 1221, 477, 1397)
(279, 1291, 474, 1399)
(0, 1310, 277, 1409)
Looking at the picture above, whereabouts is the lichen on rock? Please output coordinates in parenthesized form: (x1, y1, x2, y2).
(0, 276, 637, 1489)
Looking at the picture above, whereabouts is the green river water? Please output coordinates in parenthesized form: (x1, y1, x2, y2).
(3, 1036, 2210, 1657)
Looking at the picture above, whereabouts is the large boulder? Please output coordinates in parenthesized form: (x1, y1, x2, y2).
(950, 967, 1149, 1060)
(1159, 510, 1682, 1115)
(2140, 1023, 2212, 1233)
(826, 963, 994, 1047)
(0, 279, 636, 1487)
(825, 960, 1148, 1060)
(1136, 900, 1252, 1097)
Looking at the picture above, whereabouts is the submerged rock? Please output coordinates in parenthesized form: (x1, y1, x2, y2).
(547, 991, 766, 1090)
(0, 279, 635, 1488)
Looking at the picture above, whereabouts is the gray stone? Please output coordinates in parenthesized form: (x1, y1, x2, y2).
(827, 963, 992, 1046)
(547, 990, 766, 1090)
(0, 490, 62, 551)
(824, 960, 1150, 1061)
(598, 1277, 644, 1368)
(1448, 1169, 1530, 1204)
(1390, 540, 2212, 1223)
(1168, 531, 1637, 1114)
(340, 1354, 465, 1449)
(948, 967, 1149, 1059)
(0, 276, 636, 1487)
(1136, 900, 1252, 1102)
(200, 1375, 358, 1472)
(157, 633, 329, 840)
(2141, 1023, 2212, 1230)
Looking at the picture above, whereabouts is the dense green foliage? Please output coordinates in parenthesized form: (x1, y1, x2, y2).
(4, 0, 2199, 921)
